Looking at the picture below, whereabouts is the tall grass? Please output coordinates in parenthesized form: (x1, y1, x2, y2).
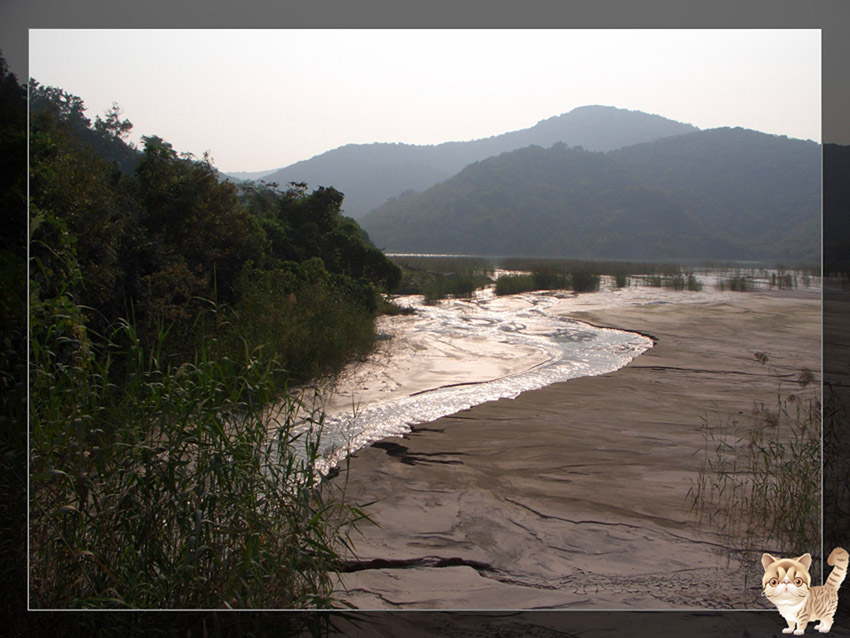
(494, 268, 598, 295)
(639, 272, 702, 291)
(688, 357, 820, 560)
(29, 308, 366, 609)
(391, 258, 493, 304)
(227, 265, 376, 382)
(770, 272, 797, 290)
(570, 269, 601, 293)
(494, 273, 539, 296)
(715, 274, 756, 292)
(613, 268, 630, 288)
(421, 272, 488, 304)
(499, 257, 684, 278)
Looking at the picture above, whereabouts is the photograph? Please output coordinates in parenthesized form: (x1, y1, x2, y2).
(3, 2, 850, 636)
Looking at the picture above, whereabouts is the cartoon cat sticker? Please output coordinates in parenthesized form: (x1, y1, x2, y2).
(762, 547, 849, 634)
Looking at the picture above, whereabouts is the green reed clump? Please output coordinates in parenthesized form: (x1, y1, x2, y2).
(716, 273, 756, 292)
(495, 268, 600, 295)
(494, 270, 567, 296)
(30, 311, 367, 609)
(224, 261, 377, 383)
(770, 272, 797, 290)
(569, 269, 601, 293)
(392, 258, 493, 303)
(687, 273, 704, 291)
(665, 273, 704, 291)
(494, 273, 537, 296)
(423, 272, 490, 304)
(613, 269, 630, 288)
(688, 357, 820, 558)
(638, 270, 703, 291)
(403, 272, 488, 304)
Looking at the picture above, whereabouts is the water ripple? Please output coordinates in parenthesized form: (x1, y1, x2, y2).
(315, 288, 653, 467)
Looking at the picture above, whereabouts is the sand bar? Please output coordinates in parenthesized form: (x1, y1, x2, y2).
(332, 290, 820, 609)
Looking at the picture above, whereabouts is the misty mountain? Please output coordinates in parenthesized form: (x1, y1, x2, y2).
(223, 168, 278, 183)
(359, 128, 820, 263)
(254, 106, 698, 219)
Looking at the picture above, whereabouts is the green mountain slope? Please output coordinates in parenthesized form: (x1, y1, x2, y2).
(360, 128, 820, 263)
(253, 106, 698, 219)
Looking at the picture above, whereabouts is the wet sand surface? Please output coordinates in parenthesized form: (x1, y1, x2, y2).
(332, 291, 820, 610)
(320, 317, 552, 417)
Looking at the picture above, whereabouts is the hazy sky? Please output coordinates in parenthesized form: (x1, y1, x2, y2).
(29, 29, 821, 173)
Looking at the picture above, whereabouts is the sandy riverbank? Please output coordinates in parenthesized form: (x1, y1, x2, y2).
(331, 290, 820, 610)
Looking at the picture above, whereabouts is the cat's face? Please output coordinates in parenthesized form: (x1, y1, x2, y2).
(761, 553, 812, 606)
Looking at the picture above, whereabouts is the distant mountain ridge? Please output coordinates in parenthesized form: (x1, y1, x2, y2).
(245, 106, 698, 219)
(359, 127, 820, 263)
(225, 168, 278, 182)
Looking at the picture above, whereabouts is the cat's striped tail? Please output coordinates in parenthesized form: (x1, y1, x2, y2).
(825, 547, 849, 592)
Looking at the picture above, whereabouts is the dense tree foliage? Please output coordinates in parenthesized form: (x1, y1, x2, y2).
(28, 81, 400, 378)
(26, 78, 401, 610)
(30, 80, 141, 175)
(361, 130, 821, 263)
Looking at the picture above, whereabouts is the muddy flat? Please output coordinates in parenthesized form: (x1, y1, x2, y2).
(332, 291, 820, 610)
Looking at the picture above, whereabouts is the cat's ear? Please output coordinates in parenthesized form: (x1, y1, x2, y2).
(796, 553, 812, 570)
(762, 553, 778, 570)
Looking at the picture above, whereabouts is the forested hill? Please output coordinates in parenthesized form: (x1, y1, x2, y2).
(251, 106, 698, 219)
(360, 128, 820, 263)
(29, 80, 142, 175)
(24, 73, 405, 611)
(28, 79, 401, 382)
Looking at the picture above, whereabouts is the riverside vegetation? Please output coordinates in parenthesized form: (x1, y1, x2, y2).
(389, 255, 815, 302)
(6, 63, 830, 617)
(26, 75, 401, 609)
(688, 354, 821, 604)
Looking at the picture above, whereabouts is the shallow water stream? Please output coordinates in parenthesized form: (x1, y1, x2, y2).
(312, 286, 653, 466)
(290, 270, 820, 468)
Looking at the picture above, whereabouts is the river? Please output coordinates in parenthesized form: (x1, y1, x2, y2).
(277, 267, 820, 469)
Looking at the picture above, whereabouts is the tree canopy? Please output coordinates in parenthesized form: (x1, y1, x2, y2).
(29, 80, 401, 379)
